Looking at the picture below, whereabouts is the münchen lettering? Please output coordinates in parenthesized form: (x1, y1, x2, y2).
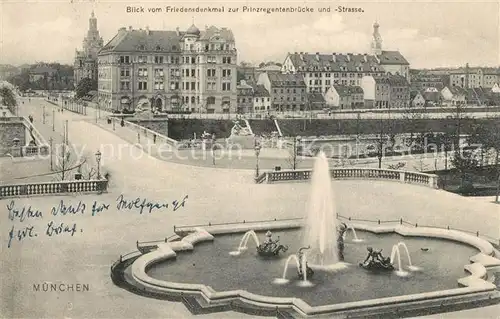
(33, 283, 90, 292)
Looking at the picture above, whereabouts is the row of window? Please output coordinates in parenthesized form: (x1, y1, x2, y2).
(118, 55, 233, 65)
(119, 80, 231, 91)
(307, 72, 377, 78)
(237, 97, 271, 103)
(120, 67, 233, 78)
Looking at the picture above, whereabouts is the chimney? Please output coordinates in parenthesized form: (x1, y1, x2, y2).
(347, 54, 351, 62)
(176, 27, 180, 36)
(363, 53, 368, 63)
(316, 52, 320, 61)
(146, 26, 150, 34)
(128, 26, 132, 30)
(332, 53, 336, 62)
(300, 52, 304, 60)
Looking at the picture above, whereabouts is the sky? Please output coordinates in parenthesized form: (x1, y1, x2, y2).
(1, 0, 499, 69)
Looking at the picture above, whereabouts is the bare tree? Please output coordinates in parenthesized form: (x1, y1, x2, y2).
(53, 143, 77, 181)
(285, 137, 302, 170)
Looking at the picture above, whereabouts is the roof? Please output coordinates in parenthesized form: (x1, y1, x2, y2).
(448, 86, 467, 96)
(287, 52, 383, 72)
(237, 81, 253, 92)
(307, 93, 326, 103)
(100, 25, 234, 53)
(410, 90, 422, 99)
(253, 84, 270, 97)
(257, 65, 282, 72)
(332, 85, 363, 96)
(266, 72, 306, 87)
(422, 91, 441, 102)
(186, 24, 200, 36)
(373, 74, 409, 86)
(377, 51, 409, 65)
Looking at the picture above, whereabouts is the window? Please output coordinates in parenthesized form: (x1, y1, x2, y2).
(119, 56, 130, 64)
(222, 82, 231, 91)
(138, 55, 147, 63)
(191, 57, 196, 64)
(207, 81, 216, 91)
(207, 69, 216, 77)
(120, 68, 130, 77)
(191, 82, 195, 90)
(208, 56, 216, 63)
(222, 69, 232, 77)
(154, 56, 164, 64)
(154, 81, 164, 90)
(222, 57, 232, 64)
(138, 68, 148, 77)
(120, 81, 130, 90)
(154, 68, 164, 77)
(191, 69, 195, 77)
(138, 81, 148, 90)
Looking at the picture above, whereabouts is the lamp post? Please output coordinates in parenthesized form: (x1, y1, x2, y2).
(254, 144, 261, 178)
(49, 137, 53, 170)
(95, 150, 102, 179)
(52, 109, 55, 131)
(113, 117, 115, 130)
(43, 105, 46, 124)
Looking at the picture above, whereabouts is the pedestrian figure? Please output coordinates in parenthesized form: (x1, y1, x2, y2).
(120, 118, 125, 127)
(28, 115, 33, 123)
(153, 134, 157, 144)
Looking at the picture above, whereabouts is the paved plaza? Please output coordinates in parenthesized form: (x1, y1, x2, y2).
(1, 99, 499, 318)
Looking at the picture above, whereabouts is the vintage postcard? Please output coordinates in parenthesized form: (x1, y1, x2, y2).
(1, 0, 500, 318)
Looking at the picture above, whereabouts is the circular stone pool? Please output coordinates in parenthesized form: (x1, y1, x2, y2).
(146, 229, 478, 306)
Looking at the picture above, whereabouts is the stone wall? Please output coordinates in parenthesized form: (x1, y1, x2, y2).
(0, 122, 26, 156)
(127, 119, 168, 136)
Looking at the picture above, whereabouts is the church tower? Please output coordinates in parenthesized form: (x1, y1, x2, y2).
(74, 11, 104, 87)
(371, 22, 383, 56)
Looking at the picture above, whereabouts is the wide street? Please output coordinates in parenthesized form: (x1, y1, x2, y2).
(1, 97, 499, 318)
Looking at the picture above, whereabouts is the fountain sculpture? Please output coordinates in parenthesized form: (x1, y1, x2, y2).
(390, 242, 420, 274)
(301, 152, 341, 266)
(230, 230, 288, 257)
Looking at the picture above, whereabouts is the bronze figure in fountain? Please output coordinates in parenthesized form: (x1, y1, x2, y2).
(256, 231, 289, 257)
(297, 246, 314, 280)
(359, 247, 394, 271)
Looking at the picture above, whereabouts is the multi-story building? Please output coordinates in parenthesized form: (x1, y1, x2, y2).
(450, 64, 500, 89)
(236, 80, 254, 113)
(252, 84, 271, 113)
(97, 24, 237, 113)
(410, 71, 447, 91)
(257, 72, 307, 111)
(280, 22, 410, 94)
(441, 86, 467, 106)
(324, 85, 364, 109)
(361, 74, 410, 109)
(74, 11, 104, 86)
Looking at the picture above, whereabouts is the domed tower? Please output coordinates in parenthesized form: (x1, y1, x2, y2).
(371, 21, 383, 56)
(185, 24, 201, 37)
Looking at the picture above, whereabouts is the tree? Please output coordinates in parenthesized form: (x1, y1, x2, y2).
(469, 123, 500, 202)
(53, 143, 78, 181)
(75, 77, 97, 98)
(0, 83, 18, 114)
(286, 137, 302, 170)
(451, 148, 479, 192)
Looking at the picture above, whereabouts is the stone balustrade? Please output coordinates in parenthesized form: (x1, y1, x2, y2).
(257, 168, 438, 188)
(0, 179, 108, 198)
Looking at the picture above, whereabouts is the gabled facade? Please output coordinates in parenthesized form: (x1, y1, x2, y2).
(252, 84, 271, 112)
(257, 72, 307, 111)
(236, 80, 254, 113)
(411, 91, 425, 107)
(441, 86, 467, 106)
(97, 24, 237, 113)
(361, 75, 409, 109)
(324, 85, 364, 109)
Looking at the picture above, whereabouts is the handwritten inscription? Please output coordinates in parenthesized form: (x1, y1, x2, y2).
(5, 194, 188, 248)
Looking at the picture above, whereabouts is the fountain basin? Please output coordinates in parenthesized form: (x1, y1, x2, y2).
(119, 220, 500, 317)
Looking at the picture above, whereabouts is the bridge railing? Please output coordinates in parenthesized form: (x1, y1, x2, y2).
(114, 117, 179, 147)
(0, 178, 108, 198)
(257, 167, 439, 188)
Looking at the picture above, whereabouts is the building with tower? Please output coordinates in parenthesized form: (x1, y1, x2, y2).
(280, 22, 410, 95)
(97, 24, 237, 113)
(74, 11, 104, 86)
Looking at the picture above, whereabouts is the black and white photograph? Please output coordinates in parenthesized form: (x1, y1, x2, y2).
(1, 0, 500, 318)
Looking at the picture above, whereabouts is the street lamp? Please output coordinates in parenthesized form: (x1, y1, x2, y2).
(254, 144, 261, 178)
(52, 109, 55, 131)
(42, 105, 46, 124)
(95, 150, 102, 179)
